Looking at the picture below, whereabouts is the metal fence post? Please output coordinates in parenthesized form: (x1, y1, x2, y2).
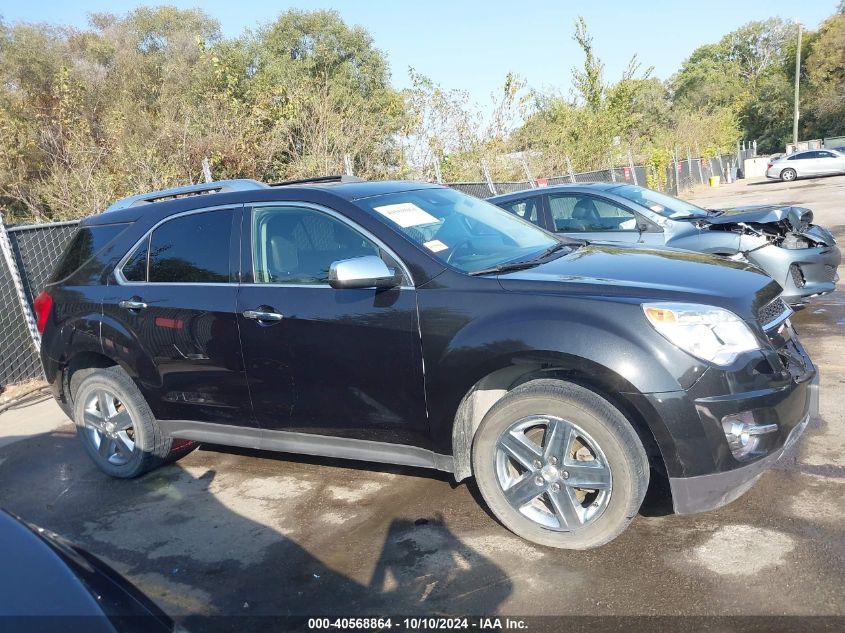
(201, 157, 213, 183)
(686, 146, 693, 190)
(716, 151, 725, 180)
(628, 150, 638, 186)
(0, 213, 41, 353)
(608, 153, 617, 182)
(519, 153, 536, 188)
(695, 148, 705, 184)
(433, 159, 443, 184)
(565, 155, 576, 183)
(481, 159, 497, 196)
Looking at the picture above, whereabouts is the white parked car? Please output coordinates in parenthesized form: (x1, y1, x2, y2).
(766, 149, 845, 181)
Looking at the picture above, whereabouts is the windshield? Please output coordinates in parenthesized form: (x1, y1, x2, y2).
(356, 187, 559, 273)
(611, 185, 708, 219)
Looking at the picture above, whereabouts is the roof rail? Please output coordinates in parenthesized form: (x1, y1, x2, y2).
(103, 179, 268, 213)
(269, 175, 365, 187)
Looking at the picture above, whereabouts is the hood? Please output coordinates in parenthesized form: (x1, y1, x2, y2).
(497, 244, 781, 318)
(701, 204, 812, 232)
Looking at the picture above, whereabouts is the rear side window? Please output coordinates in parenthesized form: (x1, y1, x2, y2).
(121, 240, 149, 282)
(121, 210, 233, 283)
(497, 197, 541, 226)
(50, 224, 128, 283)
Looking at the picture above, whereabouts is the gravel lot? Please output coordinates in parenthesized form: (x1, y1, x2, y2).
(1, 175, 843, 629)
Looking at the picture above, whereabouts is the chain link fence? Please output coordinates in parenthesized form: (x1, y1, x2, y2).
(0, 220, 79, 387)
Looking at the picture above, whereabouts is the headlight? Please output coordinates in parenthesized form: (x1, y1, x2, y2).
(642, 302, 760, 366)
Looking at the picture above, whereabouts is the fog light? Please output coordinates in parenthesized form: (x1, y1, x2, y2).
(722, 412, 778, 460)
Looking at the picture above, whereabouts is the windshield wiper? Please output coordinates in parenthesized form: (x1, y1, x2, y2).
(468, 242, 577, 277)
(530, 241, 573, 261)
(467, 260, 545, 276)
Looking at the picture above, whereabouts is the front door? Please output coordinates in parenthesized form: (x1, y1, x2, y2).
(548, 193, 643, 244)
(236, 204, 429, 448)
(104, 207, 253, 426)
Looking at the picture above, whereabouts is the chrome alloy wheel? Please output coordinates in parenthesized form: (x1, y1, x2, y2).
(494, 415, 612, 530)
(82, 389, 136, 466)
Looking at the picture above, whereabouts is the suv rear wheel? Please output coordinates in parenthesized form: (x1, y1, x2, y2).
(471, 379, 649, 549)
(72, 366, 192, 478)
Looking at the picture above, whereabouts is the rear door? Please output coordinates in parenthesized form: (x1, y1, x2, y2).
(236, 203, 429, 447)
(790, 151, 821, 177)
(104, 206, 253, 426)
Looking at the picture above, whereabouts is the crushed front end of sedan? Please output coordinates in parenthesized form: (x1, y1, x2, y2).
(685, 204, 840, 304)
(490, 183, 841, 307)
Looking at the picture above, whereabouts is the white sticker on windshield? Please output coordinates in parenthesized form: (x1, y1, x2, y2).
(423, 239, 448, 253)
(373, 202, 439, 228)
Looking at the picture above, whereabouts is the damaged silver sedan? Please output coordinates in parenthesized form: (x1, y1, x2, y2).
(489, 183, 841, 305)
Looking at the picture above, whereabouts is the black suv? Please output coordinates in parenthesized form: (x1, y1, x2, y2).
(37, 177, 818, 549)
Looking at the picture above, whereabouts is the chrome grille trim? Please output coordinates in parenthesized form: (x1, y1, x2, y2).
(758, 298, 793, 331)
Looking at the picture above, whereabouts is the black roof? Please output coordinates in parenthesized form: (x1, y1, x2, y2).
(84, 180, 444, 226)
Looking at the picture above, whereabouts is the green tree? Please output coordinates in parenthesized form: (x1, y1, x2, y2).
(804, 13, 845, 137)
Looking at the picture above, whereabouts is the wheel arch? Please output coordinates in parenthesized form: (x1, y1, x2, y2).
(450, 354, 674, 489)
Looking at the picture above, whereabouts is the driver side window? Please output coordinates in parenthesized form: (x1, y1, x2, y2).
(252, 207, 398, 285)
(549, 194, 638, 232)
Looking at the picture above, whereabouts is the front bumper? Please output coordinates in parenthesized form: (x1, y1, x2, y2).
(668, 353, 818, 515)
(749, 242, 841, 304)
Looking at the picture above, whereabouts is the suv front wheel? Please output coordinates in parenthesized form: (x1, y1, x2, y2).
(471, 379, 649, 549)
(72, 366, 192, 478)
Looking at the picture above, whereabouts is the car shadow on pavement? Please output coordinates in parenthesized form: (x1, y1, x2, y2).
(0, 432, 512, 631)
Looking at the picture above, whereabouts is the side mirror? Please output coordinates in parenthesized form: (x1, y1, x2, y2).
(328, 256, 399, 289)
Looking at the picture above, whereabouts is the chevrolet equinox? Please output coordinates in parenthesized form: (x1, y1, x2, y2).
(37, 177, 818, 549)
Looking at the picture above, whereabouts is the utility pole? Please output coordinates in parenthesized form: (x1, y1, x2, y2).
(792, 21, 802, 146)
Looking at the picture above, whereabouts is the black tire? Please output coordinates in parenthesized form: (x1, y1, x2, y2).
(471, 379, 649, 549)
(781, 168, 797, 182)
(72, 366, 181, 478)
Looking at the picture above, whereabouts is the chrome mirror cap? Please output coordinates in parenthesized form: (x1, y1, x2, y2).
(328, 256, 398, 289)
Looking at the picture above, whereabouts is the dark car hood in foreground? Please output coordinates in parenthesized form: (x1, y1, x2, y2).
(497, 244, 780, 316)
(0, 509, 173, 632)
(701, 204, 811, 231)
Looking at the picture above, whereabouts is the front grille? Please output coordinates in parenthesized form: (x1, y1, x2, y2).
(790, 264, 806, 288)
(757, 298, 791, 330)
(824, 265, 838, 282)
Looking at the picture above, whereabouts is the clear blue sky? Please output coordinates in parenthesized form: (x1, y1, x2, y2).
(0, 0, 837, 109)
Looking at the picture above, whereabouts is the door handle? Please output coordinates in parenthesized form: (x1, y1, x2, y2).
(243, 309, 284, 322)
(119, 300, 147, 311)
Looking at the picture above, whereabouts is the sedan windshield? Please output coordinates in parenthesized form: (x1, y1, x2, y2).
(357, 187, 561, 273)
(611, 185, 708, 219)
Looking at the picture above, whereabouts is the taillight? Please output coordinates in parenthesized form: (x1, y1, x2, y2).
(33, 291, 53, 334)
(767, 162, 773, 169)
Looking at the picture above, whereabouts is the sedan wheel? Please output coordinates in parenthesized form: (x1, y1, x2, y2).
(82, 389, 136, 466)
(781, 168, 797, 182)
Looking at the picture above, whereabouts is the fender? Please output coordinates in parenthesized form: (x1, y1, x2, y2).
(417, 290, 706, 459)
(97, 312, 161, 388)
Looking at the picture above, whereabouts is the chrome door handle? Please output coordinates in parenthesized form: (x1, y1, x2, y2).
(243, 309, 284, 322)
(119, 300, 147, 311)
